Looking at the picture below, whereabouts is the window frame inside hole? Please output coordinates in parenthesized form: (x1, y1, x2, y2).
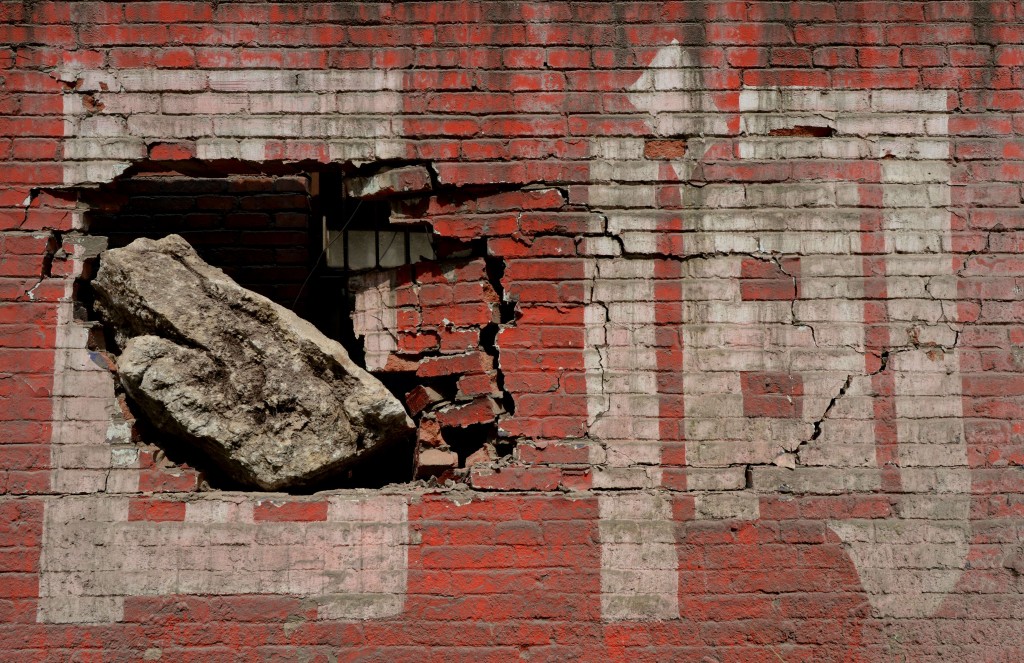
(317, 172, 436, 274)
(307, 170, 436, 350)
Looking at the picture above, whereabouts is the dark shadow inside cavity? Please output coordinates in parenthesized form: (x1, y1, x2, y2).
(79, 167, 422, 492)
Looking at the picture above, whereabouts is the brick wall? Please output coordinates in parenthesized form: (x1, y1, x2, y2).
(3, 2, 1024, 660)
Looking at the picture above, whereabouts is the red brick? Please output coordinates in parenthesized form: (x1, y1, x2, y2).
(470, 467, 561, 491)
(253, 501, 329, 522)
(127, 499, 187, 522)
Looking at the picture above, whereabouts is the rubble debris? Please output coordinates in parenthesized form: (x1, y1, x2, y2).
(91, 234, 414, 490)
(347, 255, 510, 479)
(416, 447, 459, 477)
(465, 442, 498, 468)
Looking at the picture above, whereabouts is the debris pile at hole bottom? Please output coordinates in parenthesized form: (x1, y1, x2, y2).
(92, 234, 414, 491)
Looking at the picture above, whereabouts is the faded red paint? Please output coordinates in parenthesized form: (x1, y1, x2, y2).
(1, 2, 1022, 660)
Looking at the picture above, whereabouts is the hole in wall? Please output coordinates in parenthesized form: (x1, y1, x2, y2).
(71, 159, 512, 493)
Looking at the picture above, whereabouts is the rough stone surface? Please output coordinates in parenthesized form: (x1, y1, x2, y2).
(91, 234, 413, 490)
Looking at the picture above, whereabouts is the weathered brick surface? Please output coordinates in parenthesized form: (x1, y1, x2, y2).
(3, 2, 1024, 660)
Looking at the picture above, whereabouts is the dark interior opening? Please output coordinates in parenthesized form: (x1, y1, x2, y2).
(81, 167, 423, 492)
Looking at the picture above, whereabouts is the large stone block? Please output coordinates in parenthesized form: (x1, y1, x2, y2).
(92, 234, 413, 490)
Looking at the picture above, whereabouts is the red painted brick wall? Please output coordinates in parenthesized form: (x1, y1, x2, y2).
(3, 2, 1024, 660)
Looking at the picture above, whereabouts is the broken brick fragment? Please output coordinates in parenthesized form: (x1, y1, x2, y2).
(406, 385, 444, 416)
(465, 442, 497, 468)
(767, 124, 836, 137)
(343, 165, 432, 200)
(436, 396, 502, 428)
(416, 351, 493, 378)
(417, 417, 446, 448)
(398, 330, 440, 355)
(415, 445, 460, 480)
(456, 371, 500, 400)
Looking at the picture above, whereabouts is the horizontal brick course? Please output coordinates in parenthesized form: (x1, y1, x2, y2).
(1, 1, 1024, 659)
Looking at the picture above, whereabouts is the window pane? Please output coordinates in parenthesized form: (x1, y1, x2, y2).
(378, 231, 406, 268)
(347, 230, 377, 270)
(325, 229, 345, 268)
(408, 232, 435, 264)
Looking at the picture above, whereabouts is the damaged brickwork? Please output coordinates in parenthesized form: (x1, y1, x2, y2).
(3, 2, 1024, 661)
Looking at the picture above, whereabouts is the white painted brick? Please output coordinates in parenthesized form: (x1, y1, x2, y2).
(837, 114, 928, 136)
(336, 91, 403, 113)
(586, 185, 656, 209)
(881, 160, 950, 183)
(741, 88, 869, 112)
(752, 467, 881, 494)
(373, 139, 408, 160)
(208, 70, 298, 92)
(625, 90, 719, 113)
(799, 444, 877, 467)
(591, 466, 660, 489)
(298, 70, 402, 92)
(76, 115, 128, 137)
(744, 183, 835, 208)
(820, 138, 869, 159)
(212, 115, 303, 138)
(871, 90, 949, 112)
(590, 137, 645, 161)
(162, 93, 250, 115)
(195, 138, 241, 160)
(95, 92, 161, 115)
(683, 467, 747, 491)
(655, 113, 733, 136)
(119, 69, 207, 92)
(693, 492, 760, 520)
(104, 469, 140, 494)
(63, 161, 131, 187)
(650, 67, 707, 90)
(300, 116, 392, 139)
(578, 236, 621, 257)
(829, 514, 968, 617)
(590, 160, 661, 183)
(738, 89, 780, 112)
(736, 138, 823, 160)
(604, 441, 663, 467)
(873, 139, 950, 160)
(686, 439, 779, 467)
(239, 139, 268, 161)
(63, 138, 146, 161)
(924, 115, 949, 136)
(248, 92, 332, 114)
(126, 114, 213, 138)
(598, 494, 678, 620)
(72, 70, 122, 93)
(39, 496, 409, 624)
